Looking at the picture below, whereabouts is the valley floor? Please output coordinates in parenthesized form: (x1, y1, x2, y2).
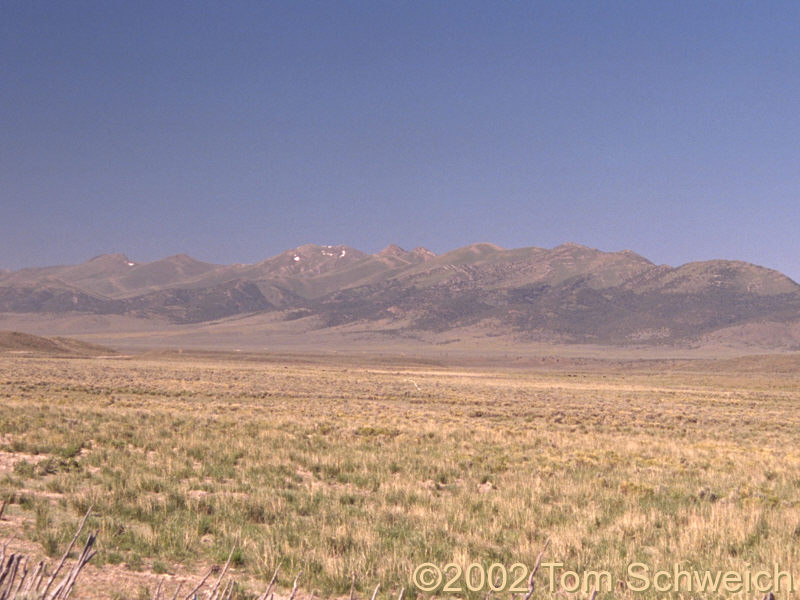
(1, 351, 799, 598)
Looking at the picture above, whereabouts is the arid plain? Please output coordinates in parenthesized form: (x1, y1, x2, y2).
(2, 343, 800, 599)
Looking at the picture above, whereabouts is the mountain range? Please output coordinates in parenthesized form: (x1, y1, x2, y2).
(3, 242, 800, 350)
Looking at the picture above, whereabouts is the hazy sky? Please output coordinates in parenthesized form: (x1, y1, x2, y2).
(3, 2, 800, 281)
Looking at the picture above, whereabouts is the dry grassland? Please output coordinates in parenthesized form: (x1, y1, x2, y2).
(1, 353, 799, 599)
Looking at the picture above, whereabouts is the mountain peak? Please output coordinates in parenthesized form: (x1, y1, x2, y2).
(470, 242, 504, 251)
(291, 244, 363, 259)
(553, 242, 595, 252)
(87, 253, 132, 264)
(375, 244, 436, 266)
(437, 243, 504, 263)
(377, 244, 408, 258)
(411, 247, 436, 260)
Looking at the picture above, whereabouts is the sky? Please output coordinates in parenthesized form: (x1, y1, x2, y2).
(2, 1, 800, 281)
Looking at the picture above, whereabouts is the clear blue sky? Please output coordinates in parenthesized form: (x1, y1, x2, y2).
(3, 1, 799, 281)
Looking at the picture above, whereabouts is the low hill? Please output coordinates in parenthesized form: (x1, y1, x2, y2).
(0, 331, 115, 356)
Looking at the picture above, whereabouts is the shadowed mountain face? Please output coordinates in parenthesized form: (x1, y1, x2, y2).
(2, 243, 800, 347)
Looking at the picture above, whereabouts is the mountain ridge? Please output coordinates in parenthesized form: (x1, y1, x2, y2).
(2, 242, 800, 349)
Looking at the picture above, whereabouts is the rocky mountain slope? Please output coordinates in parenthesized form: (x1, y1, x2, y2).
(2, 243, 800, 347)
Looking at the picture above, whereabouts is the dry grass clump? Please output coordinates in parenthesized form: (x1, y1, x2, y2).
(0, 355, 799, 598)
